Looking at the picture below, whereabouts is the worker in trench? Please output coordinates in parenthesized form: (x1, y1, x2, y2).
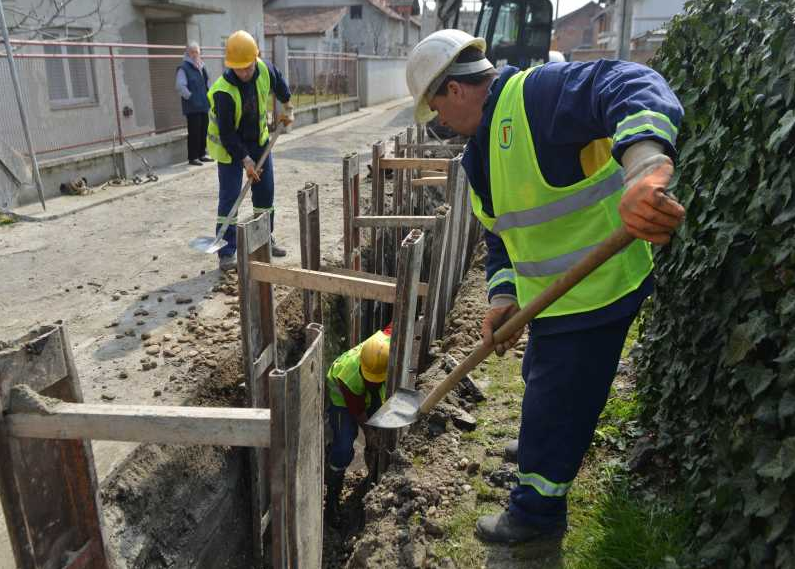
(405, 30, 685, 543)
(207, 30, 294, 271)
(325, 325, 392, 525)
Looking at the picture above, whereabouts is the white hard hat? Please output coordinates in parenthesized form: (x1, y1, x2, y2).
(548, 50, 566, 63)
(406, 29, 490, 124)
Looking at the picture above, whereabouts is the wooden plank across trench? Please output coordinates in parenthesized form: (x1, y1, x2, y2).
(5, 402, 271, 447)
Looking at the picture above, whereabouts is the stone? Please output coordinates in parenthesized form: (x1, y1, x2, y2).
(118, 371, 128, 379)
(466, 461, 481, 475)
(424, 519, 445, 538)
(115, 334, 124, 340)
(145, 346, 160, 356)
(153, 389, 162, 397)
(136, 320, 145, 326)
(427, 506, 437, 516)
(140, 294, 149, 300)
(158, 296, 164, 302)
(205, 360, 217, 368)
(452, 409, 477, 432)
(112, 294, 120, 301)
(167, 310, 178, 317)
(181, 274, 188, 279)
(124, 329, 135, 337)
(462, 484, 472, 493)
(133, 309, 149, 316)
(141, 332, 152, 341)
(175, 296, 192, 305)
(106, 321, 119, 328)
(101, 393, 116, 401)
(188, 350, 199, 358)
(628, 436, 656, 472)
(163, 334, 172, 341)
(400, 542, 427, 569)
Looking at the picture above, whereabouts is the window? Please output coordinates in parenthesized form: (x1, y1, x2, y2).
(492, 2, 521, 48)
(350, 5, 362, 19)
(44, 37, 96, 108)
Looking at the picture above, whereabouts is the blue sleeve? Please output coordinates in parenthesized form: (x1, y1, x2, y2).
(214, 91, 248, 164)
(525, 60, 683, 164)
(485, 230, 516, 301)
(266, 61, 292, 103)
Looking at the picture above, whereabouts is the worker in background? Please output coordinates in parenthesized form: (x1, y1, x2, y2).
(207, 30, 294, 271)
(406, 30, 685, 543)
(325, 326, 391, 524)
(175, 41, 212, 166)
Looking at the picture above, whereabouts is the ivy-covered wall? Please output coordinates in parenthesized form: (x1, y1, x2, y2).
(637, 0, 795, 567)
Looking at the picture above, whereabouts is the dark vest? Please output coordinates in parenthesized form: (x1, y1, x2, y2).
(178, 60, 210, 115)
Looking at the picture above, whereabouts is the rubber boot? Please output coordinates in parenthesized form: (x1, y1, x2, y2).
(476, 510, 566, 544)
(325, 469, 344, 528)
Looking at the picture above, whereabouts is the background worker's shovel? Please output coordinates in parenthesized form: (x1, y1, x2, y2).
(367, 225, 636, 430)
(189, 126, 283, 254)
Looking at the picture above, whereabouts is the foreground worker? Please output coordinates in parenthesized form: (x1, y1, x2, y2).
(207, 30, 294, 271)
(325, 327, 391, 523)
(406, 30, 685, 543)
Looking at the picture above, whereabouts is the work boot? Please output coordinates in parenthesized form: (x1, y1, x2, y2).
(199, 156, 214, 163)
(504, 438, 519, 462)
(188, 159, 202, 166)
(476, 510, 566, 544)
(270, 238, 287, 258)
(325, 469, 345, 528)
(218, 254, 237, 272)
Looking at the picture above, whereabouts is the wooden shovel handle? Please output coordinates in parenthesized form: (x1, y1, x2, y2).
(418, 225, 635, 415)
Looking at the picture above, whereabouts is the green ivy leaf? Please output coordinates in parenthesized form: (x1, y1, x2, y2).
(767, 109, 795, 151)
(757, 437, 795, 480)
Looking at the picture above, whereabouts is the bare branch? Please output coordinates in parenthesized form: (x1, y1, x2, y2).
(6, 0, 106, 41)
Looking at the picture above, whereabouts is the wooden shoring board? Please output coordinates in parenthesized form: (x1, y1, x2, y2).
(402, 143, 465, 154)
(320, 266, 429, 298)
(249, 263, 398, 304)
(269, 324, 324, 569)
(353, 215, 436, 230)
(298, 183, 323, 327)
(371, 141, 388, 329)
(6, 403, 272, 447)
(237, 212, 278, 565)
(379, 157, 449, 172)
(342, 153, 362, 347)
(419, 207, 451, 369)
(0, 323, 112, 569)
(377, 229, 425, 480)
(411, 177, 448, 188)
(439, 157, 464, 330)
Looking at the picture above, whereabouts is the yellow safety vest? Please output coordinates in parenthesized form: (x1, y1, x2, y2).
(327, 331, 390, 409)
(206, 59, 271, 164)
(471, 67, 653, 317)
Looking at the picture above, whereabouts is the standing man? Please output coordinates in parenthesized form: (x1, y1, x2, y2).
(176, 41, 212, 166)
(406, 30, 685, 543)
(325, 327, 391, 524)
(207, 30, 294, 270)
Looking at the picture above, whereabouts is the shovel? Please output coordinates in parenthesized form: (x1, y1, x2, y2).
(189, 126, 283, 254)
(367, 225, 636, 430)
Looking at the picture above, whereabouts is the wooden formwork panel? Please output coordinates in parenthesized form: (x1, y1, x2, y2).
(269, 324, 324, 569)
(237, 212, 278, 566)
(343, 153, 363, 347)
(0, 324, 111, 569)
(299, 183, 323, 327)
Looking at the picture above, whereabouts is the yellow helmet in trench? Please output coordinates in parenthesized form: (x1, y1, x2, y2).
(360, 334, 390, 383)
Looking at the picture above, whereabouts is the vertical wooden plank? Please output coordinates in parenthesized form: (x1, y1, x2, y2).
(343, 153, 362, 347)
(298, 183, 323, 326)
(377, 230, 425, 479)
(392, 132, 405, 287)
(371, 141, 387, 329)
(270, 324, 324, 569)
(440, 157, 463, 324)
(419, 208, 451, 368)
(238, 212, 277, 566)
(0, 324, 112, 569)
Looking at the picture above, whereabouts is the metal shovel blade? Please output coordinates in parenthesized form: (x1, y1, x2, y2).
(189, 236, 228, 254)
(366, 387, 425, 429)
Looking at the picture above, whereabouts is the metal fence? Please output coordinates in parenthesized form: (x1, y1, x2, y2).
(286, 51, 358, 109)
(0, 37, 293, 161)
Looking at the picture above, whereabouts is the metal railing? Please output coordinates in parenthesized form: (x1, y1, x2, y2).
(286, 51, 358, 109)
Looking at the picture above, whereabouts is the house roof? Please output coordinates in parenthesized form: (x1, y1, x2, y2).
(367, 0, 404, 22)
(264, 6, 347, 36)
(553, 1, 602, 27)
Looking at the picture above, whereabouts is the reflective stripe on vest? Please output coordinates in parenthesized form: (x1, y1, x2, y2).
(472, 67, 654, 317)
(518, 471, 572, 497)
(326, 331, 390, 408)
(206, 59, 271, 164)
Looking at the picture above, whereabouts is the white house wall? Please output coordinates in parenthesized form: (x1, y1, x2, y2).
(631, 0, 686, 36)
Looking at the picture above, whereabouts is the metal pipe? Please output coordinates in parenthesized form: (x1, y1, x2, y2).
(0, 0, 46, 210)
(9, 38, 225, 50)
(0, 52, 225, 59)
(108, 47, 124, 148)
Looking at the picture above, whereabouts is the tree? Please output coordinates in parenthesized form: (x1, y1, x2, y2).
(366, 12, 387, 55)
(5, 0, 106, 40)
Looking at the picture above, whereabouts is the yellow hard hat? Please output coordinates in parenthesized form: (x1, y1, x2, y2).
(360, 334, 390, 383)
(225, 30, 259, 69)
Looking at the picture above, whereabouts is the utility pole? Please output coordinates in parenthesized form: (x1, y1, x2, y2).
(615, 0, 634, 61)
(0, 0, 46, 210)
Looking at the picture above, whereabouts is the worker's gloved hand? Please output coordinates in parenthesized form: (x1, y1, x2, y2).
(278, 103, 295, 127)
(481, 295, 522, 357)
(619, 141, 685, 245)
(242, 155, 261, 183)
